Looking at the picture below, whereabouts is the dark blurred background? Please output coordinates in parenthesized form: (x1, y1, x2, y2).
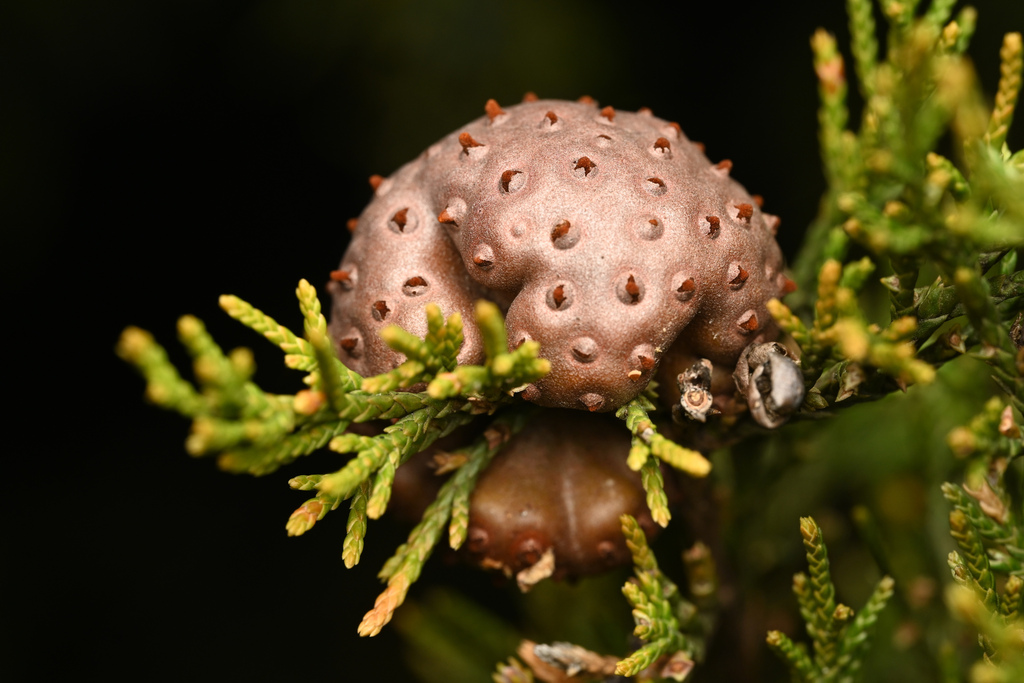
(4, 1, 1024, 681)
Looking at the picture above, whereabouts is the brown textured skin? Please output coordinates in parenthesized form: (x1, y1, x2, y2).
(464, 409, 658, 579)
(330, 98, 787, 411)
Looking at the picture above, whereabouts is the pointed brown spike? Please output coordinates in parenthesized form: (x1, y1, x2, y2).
(438, 208, 457, 226)
(372, 300, 390, 321)
(600, 106, 616, 121)
(544, 111, 558, 125)
(551, 220, 571, 240)
(391, 207, 409, 231)
(574, 157, 596, 176)
(500, 169, 524, 192)
(459, 132, 484, 152)
(753, 194, 765, 208)
(346, 217, 359, 232)
(738, 311, 759, 332)
(577, 95, 596, 105)
(705, 215, 721, 236)
(405, 276, 427, 287)
(340, 337, 358, 352)
(552, 284, 566, 308)
(735, 203, 753, 222)
(677, 277, 695, 293)
(693, 141, 706, 153)
(645, 177, 666, 194)
(639, 355, 656, 370)
(715, 159, 733, 172)
(625, 275, 640, 302)
(329, 270, 352, 284)
(729, 264, 749, 287)
(654, 137, 671, 152)
(579, 393, 605, 412)
(781, 276, 798, 294)
(637, 106, 653, 116)
(522, 91, 539, 102)
(668, 122, 682, 137)
(484, 98, 506, 121)
(368, 174, 384, 190)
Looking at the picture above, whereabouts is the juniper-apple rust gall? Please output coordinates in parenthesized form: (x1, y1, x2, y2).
(464, 409, 663, 586)
(328, 96, 797, 419)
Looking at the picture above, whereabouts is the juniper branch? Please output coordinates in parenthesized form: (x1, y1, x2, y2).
(117, 326, 204, 416)
(767, 630, 815, 683)
(218, 294, 314, 367)
(616, 397, 710, 480)
(836, 576, 895, 683)
(800, 516, 842, 673)
(615, 514, 702, 678)
(342, 480, 371, 568)
(986, 33, 1023, 151)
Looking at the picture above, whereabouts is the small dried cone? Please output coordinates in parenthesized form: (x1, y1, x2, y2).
(368, 174, 384, 190)
(600, 106, 615, 121)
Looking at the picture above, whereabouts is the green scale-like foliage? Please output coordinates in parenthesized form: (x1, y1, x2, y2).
(119, 279, 715, 638)
(768, 517, 895, 683)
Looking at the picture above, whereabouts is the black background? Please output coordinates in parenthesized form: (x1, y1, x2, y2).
(4, 1, 1023, 680)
